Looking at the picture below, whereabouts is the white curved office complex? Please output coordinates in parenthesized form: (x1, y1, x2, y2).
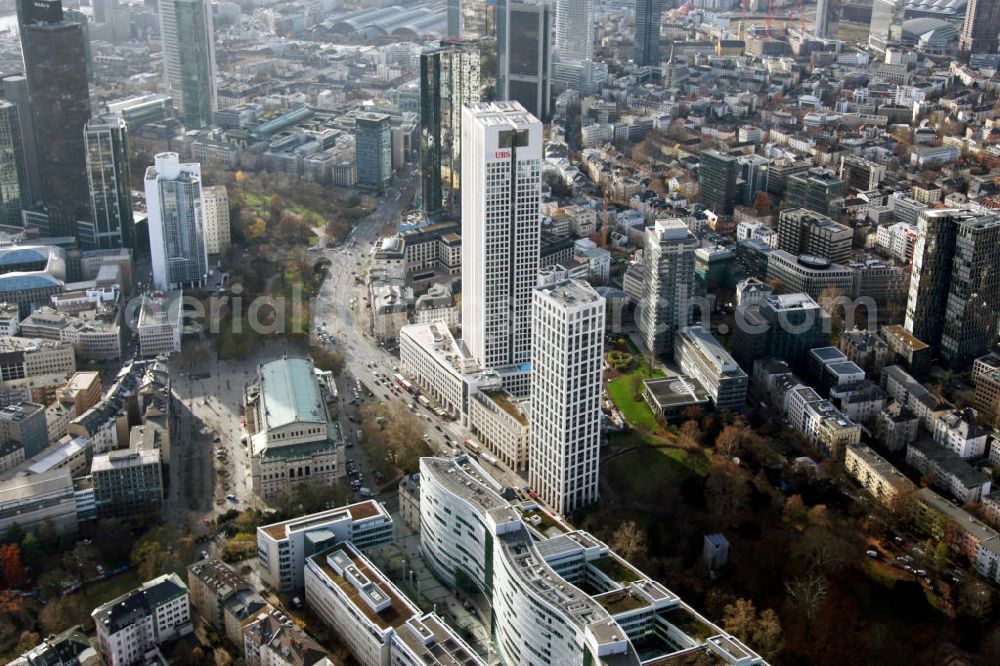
(419, 456, 768, 665)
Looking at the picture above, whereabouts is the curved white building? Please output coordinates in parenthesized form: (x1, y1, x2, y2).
(419, 456, 769, 665)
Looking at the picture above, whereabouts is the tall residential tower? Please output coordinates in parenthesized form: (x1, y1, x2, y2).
(640, 218, 698, 355)
(530, 278, 605, 515)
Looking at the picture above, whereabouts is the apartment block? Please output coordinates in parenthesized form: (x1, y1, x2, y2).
(906, 439, 991, 504)
(92, 573, 191, 666)
(912, 488, 1000, 585)
(845, 443, 916, 508)
(972, 353, 1000, 427)
(187, 558, 266, 647)
(933, 409, 988, 459)
(90, 425, 164, 519)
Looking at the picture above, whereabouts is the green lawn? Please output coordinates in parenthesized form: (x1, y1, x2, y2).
(606, 366, 664, 432)
(603, 438, 708, 503)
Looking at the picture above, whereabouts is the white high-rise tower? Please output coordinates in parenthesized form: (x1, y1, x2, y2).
(145, 152, 208, 290)
(639, 218, 698, 356)
(530, 278, 605, 515)
(555, 0, 593, 60)
(815, 0, 830, 38)
(461, 102, 542, 374)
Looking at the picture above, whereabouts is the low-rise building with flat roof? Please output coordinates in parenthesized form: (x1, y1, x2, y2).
(304, 541, 483, 666)
(137, 290, 183, 356)
(880, 324, 932, 373)
(257, 500, 393, 592)
(674, 326, 748, 411)
(468, 390, 529, 471)
(0, 468, 78, 534)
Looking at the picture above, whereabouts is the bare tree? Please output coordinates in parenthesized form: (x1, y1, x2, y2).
(785, 574, 828, 626)
(610, 520, 647, 563)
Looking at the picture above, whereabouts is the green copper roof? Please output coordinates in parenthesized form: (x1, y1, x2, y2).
(259, 357, 325, 429)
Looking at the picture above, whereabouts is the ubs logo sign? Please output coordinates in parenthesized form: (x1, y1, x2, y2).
(494, 151, 511, 159)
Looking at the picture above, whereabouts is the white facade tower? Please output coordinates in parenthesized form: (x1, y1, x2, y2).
(145, 152, 208, 290)
(461, 102, 542, 373)
(555, 0, 594, 60)
(530, 278, 606, 516)
(640, 218, 699, 356)
(815, 0, 830, 38)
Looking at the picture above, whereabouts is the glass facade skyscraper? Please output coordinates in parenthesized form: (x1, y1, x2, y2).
(634, 0, 663, 66)
(498, 1, 552, 121)
(17, 0, 92, 236)
(355, 112, 392, 191)
(159, 0, 217, 129)
(0, 101, 27, 229)
(554, 0, 593, 61)
(83, 115, 134, 250)
(420, 45, 482, 215)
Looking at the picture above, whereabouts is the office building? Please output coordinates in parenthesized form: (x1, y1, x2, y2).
(399, 321, 479, 420)
(306, 541, 483, 666)
(58, 371, 102, 416)
(355, 112, 392, 191)
(776, 208, 852, 264)
(419, 456, 767, 665)
(815, 0, 830, 37)
(419, 45, 481, 215)
(92, 573, 191, 666)
(530, 279, 605, 516)
(634, 0, 663, 66)
(733, 292, 830, 370)
(906, 209, 1000, 368)
(639, 218, 698, 355)
(17, 0, 92, 235)
(0, 401, 47, 458)
(840, 156, 886, 193)
(674, 326, 748, 411)
(145, 152, 208, 290)
(498, 2, 552, 121)
(0, 101, 27, 228)
(448, 0, 491, 40)
(201, 185, 230, 254)
(869, 0, 905, 51)
(972, 353, 1000, 428)
(305, 542, 484, 666)
(699, 150, 739, 217)
(940, 214, 1000, 368)
(469, 389, 529, 470)
(1, 75, 41, 207)
(158, 0, 217, 128)
(461, 102, 542, 370)
(244, 356, 344, 499)
(960, 0, 1000, 53)
(785, 167, 845, 218)
(555, 0, 593, 60)
(0, 468, 78, 535)
(764, 250, 855, 300)
(90, 425, 164, 519)
(137, 290, 183, 356)
(0, 336, 77, 407)
(83, 115, 134, 250)
(257, 501, 394, 592)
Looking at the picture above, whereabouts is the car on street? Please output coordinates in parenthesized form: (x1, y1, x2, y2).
(226, 493, 237, 502)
